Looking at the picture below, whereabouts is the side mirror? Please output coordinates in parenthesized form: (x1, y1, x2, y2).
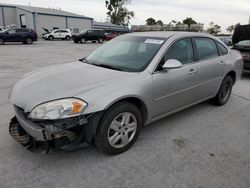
(162, 59, 182, 70)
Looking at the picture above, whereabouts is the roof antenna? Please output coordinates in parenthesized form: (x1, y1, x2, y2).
(29, 2, 30, 6)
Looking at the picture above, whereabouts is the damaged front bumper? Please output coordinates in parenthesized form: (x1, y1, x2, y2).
(9, 106, 102, 153)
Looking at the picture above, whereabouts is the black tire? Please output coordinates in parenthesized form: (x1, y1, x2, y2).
(48, 35, 54, 41)
(80, 38, 86, 44)
(95, 102, 142, 155)
(212, 76, 233, 106)
(0, 37, 4, 45)
(98, 38, 104, 43)
(65, 36, 71, 41)
(25, 38, 33, 44)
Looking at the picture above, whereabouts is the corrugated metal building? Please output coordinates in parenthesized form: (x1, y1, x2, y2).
(0, 3, 93, 36)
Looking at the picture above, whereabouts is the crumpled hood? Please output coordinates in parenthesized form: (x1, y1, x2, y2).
(10, 61, 129, 112)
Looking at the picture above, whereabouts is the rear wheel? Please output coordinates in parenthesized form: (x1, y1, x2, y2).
(0, 37, 4, 45)
(80, 38, 86, 44)
(212, 76, 233, 106)
(98, 38, 104, 43)
(65, 36, 71, 41)
(25, 38, 33, 44)
(95, 102, 142, 155)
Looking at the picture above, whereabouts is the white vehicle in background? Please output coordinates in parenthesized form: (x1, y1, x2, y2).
(42, 29, 72, 41)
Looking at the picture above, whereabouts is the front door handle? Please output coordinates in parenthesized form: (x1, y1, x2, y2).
(188, 69, 197, 75)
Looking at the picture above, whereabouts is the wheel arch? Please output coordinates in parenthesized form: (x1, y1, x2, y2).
(226, 70, 236, 84)
(104, 96, 149, 125)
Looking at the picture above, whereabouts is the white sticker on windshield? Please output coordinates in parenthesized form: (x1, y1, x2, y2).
(144, 39, 164, 44)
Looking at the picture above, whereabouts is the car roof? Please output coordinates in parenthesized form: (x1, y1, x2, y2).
(126, 31, 214, 39)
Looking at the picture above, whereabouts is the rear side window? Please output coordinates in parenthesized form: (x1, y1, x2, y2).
(195, 38, 218, 60)
(217, 42, 228, 55)
(164, 38, 194, 64)
(60, 30, 68, 33)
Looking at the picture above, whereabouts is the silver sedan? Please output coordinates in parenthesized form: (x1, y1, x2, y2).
(9, 32, 243, 154)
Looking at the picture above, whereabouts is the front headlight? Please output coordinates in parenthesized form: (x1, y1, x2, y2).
(28, 98, 87, 120)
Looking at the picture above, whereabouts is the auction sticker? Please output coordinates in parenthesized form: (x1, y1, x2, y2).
(144, 39, 164, 44)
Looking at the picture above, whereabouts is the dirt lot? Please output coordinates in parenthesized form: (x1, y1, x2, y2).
(0, 40, 249, 188)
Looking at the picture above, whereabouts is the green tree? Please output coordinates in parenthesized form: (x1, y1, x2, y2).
(183, 17, 197, 30)
(105, 0, 135, 25)
(156, 20, 164, 27)
(235, 22, 241, 28)
(146, 18, 157, 25)
(226, 25, 235, 34)
(207, 22, 221, 35)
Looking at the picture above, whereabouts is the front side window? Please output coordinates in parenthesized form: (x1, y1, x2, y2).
(164, 38, 194, 64)
(195, 38, 218, 60)
(85, 36, 166, 72)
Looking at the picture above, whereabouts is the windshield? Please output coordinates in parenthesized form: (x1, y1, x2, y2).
(237, 40, 250, 47)
(85, 36, 166, 72)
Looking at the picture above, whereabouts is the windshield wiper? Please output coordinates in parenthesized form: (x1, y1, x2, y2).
(79, 58, 91, 64)
(92, 63, 123, 71)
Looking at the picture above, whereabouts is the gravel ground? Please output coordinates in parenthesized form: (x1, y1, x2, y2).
(0, 40, 249, 188)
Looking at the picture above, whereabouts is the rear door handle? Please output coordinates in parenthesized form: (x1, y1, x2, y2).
(188, 69, 197, 75)
(220, 60, 225, 64)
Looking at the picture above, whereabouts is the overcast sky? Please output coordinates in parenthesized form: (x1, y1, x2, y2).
(1, 0, 250, 32)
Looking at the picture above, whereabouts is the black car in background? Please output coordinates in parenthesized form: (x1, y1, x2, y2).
(232, 25, 250, 45)
(0, 28, 38, 45)
(233, 40, 250, 71)
(72, 29, 105, 44)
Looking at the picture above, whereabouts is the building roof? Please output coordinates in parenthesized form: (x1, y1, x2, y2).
(0, 3, 93, 19)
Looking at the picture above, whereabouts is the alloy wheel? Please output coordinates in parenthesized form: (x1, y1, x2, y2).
(107, 112, 137, 149)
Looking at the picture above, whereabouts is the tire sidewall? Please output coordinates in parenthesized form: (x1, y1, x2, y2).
(26, 38, 33, 44)
(217, 76, 233, 105)
(80, 38, 86, 43)
(96, 102, 142, 155)
(98, 38, 104, 43)
(49, 36, 54, 40)
(65, 36, 71, 41)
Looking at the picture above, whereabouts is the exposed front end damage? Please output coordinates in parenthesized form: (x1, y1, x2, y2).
(9, 106, 103, 153)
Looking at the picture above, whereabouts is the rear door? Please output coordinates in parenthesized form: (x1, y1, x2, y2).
(16, 28, 29, 41)
(193, 38, 225, 100)
(152, 38, 200, 119)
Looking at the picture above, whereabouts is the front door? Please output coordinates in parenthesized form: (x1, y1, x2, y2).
(152, 38, 200, 119)
(5, 29, 18, 42)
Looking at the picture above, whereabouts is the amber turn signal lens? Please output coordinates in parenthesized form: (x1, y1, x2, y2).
(72, 101, 83, 113)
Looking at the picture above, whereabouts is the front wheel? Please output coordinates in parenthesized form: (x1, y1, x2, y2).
(212, 76, 233, 106)
(65, 36, 71, 41)
(48, 36, 54, 41)
(95, 102, 142, 155)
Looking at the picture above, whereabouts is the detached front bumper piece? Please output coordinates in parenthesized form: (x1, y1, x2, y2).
(9, 106, 90, 153)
